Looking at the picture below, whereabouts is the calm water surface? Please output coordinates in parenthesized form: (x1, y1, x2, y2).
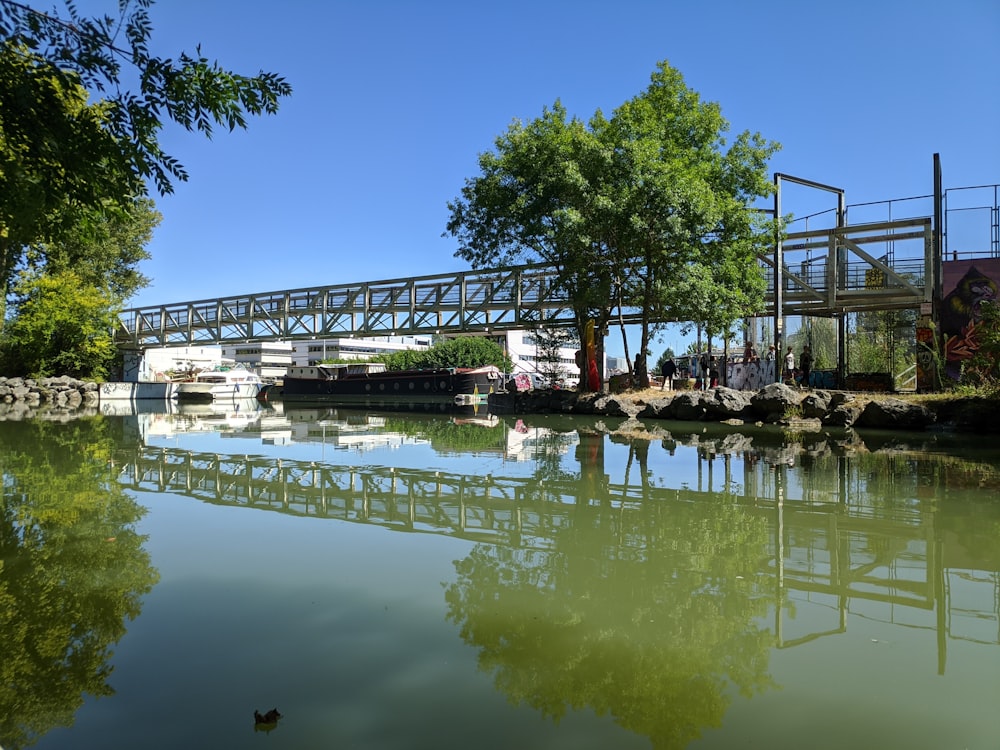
(2, 400, 999, 750)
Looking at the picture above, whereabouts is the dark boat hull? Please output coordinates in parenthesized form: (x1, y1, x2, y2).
(261, 367, 499, 408)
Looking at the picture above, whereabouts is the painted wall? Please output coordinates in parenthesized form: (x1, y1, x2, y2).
(940, 258, 1000, 380)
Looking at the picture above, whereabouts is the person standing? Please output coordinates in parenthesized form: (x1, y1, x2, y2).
(784, 346, 795, 384)
(799, 345, 813, 388)
(660, 357, 677, 391)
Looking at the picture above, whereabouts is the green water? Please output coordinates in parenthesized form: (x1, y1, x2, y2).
(1, 403, 998, 749)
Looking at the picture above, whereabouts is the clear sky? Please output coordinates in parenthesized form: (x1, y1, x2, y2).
(77, 0, 999, 357)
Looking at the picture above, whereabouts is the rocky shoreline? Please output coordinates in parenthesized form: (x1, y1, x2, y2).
(0, 376, 100, 417)
(3, 375, 999, 433)
(489, 382, 1000, 434)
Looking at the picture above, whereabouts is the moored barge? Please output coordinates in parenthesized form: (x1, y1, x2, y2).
(259, 362, 501, 408)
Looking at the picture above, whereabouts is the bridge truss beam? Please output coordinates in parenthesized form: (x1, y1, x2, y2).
(116, 218, 933, 349)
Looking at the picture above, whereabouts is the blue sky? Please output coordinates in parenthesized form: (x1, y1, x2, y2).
(78, 0, 999, 357)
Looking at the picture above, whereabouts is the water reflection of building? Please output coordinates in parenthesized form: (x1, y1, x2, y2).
(502, 419, 577, 462)
(126, 401, 572, 463)
(137, 399, 264, 436)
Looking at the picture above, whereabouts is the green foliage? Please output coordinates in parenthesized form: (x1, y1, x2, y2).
(0, 417, 159, 748)
(0, 0, 292, 196)
(0, 270, 119, 378)
(846, 309, 917, 379)
(378, 336, 512, 371)
(445, 101, 614, 364)
(0, 41, 137, 307)
(785, 317, 837, 370)
(605, 64, 778, 384)
(0, 0, 291, 317)
(960, 300, 1000, 392)
(445, 61, 778, 389)
(30, 198, 160, 302)
(782, 404, 803, 420)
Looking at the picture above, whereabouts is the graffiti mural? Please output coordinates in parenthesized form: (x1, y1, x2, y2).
(940, 258, 1000, 381)
(727, 359, 776, 390)
(915, 318, 937, 391)
(806, 370, 838, 389)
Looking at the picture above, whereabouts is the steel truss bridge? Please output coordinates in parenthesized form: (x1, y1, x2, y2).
(115, 217, 934, 349)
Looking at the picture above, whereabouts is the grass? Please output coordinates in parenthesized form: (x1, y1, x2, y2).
(613, 384, 1000, 408)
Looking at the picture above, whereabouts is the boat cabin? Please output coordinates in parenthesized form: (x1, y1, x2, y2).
(285, 362, 388, 381)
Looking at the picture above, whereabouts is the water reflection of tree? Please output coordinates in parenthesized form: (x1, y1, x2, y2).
(382, 415, 507, 453)
(526, 428, 578, 487)
(444, 433, 776, 749)
(0, 418, 159, 749)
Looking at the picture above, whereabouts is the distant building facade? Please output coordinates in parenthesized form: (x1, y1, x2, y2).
(139, 331, 598, 386)
(222, 341, 295, 382)
(291, 336, 433, 366)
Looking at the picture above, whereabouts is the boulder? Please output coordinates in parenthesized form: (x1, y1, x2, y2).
(801, 390, 834, 418)
(750, 383, 803, 421)
(594, 395, 642, 418)
(704, 387, 754, 420)
(636, 397, 674, 420)
(855, 398, 936, 430)
(823, 401, 863, 427)
(671, 391, 709, 421)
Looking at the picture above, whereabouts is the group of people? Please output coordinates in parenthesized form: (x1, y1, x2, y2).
(658, 342, 814, 391)
(658, 353, 718, 391)
(784, 344, 812, 387)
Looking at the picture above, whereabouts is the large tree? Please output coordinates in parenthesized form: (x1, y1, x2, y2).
(445, 102, 619, 390)
(0, 0, 292, 315)
(596, 63, 778, 386)
(446, 61, 777, 390)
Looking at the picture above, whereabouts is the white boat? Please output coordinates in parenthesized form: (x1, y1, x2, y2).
(174, 366, 263, 402)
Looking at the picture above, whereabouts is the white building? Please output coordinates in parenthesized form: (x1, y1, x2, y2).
(222, 341, 295, 382)
(139, 331, 597, 387)
(290, 335, 432, 366)
(605, 355, 629, 374)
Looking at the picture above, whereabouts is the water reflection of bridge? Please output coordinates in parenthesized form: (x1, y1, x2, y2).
(116, 445, 999, 670)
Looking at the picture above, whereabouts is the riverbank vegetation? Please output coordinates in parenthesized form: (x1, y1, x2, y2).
(318, 336, 513, 372)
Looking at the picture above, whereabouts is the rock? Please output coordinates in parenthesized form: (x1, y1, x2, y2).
(594, 394, 642, 417)
(823, 402, 863, 427)
(750, 383, 803, 421)
(636, 397, 673, 419)
(927, 395, 1000, 433)
(671, 391, 709, 420)
(855, 398, 936, 430)
(801, 390, 834, 418)
(705, 387, 754, 420)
